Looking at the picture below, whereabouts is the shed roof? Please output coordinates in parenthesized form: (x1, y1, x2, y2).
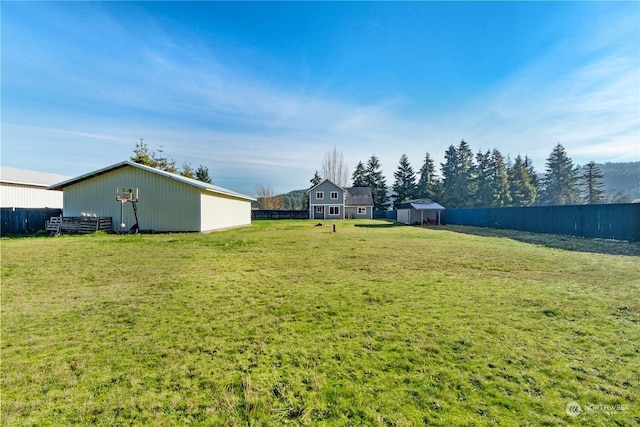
(345, 187, 373, 206)
(47, 161, 256, 201)
(0, 166, 71, 188)
(396, 199, 445, 210)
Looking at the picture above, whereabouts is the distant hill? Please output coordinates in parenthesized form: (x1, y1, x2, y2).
(280, 189, 307, 210)
(596, 161, 640, 202)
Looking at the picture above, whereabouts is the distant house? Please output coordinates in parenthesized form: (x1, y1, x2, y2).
(1, 166, 70, 209)
(345, 187, 374, 219)
(395, 199, 445, 225)
(308, 179, 373, 220)
(48, 161, 256, 233)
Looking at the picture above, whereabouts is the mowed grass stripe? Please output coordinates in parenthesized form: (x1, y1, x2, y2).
(1, 220, 639, 426)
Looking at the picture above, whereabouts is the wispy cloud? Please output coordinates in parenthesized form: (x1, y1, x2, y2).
(3, 2, 638, 195)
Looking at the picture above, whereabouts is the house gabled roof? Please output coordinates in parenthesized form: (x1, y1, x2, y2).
(307, 179, 343, 193)
(345, 187, 373, 207)
(396, 199, 445, 210)
(47, 161, 256, 201)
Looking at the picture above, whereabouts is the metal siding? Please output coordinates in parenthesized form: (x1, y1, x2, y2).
(200, 192, 252, 232)
(1, 183, 64, 208)
(397, 209, 410, 224)
(63, 166, 201, 232)
(442, 204, 640, 242)
(1, 208, 62, 234)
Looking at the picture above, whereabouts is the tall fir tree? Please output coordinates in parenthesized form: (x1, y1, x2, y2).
(305, 170, 324, 209)
(474, 150, 493, 207)
(181, 162, 195, 179)
(351, 161, 367, 187)
(474, 149, 510, 207)
(581, 161, 606, 204)
(441, 140, 476, 207)
(391, 154, 417, 208)
(507, 155, 537, 206)
(540, 143, 580, 205)
(490, 149, 511, 207)
(364, 155, 390, 211)
(416, 152, 438, 200)
(310, 170, 323, 187)
(195, 165, 213, 184)
(524, 155, 539, 195)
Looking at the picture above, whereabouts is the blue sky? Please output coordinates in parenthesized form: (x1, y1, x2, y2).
(2, 1, 639, 196)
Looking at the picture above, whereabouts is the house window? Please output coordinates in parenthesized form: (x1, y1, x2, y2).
(316, 191, 324, 199)
(330, 191, 339, 199)
(357, 207, 367, 214)
(315, 206, 324, 213)
(329, 206, 340, 215)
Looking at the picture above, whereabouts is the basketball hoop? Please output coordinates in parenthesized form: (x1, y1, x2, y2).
(116, 187, 138, 202)
(116, 187, 139, 233)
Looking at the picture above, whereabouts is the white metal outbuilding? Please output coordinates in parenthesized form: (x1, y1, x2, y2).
(1, 166, 70, 209)
(48, 161, 256, 233)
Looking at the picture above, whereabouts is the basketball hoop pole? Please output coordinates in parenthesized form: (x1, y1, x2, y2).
(116, 188, 139, 234)
(119, 198, 126, 233)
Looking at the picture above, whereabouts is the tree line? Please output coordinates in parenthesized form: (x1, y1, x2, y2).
(311, 141, 609, 210)
(130, 139, 213, 184)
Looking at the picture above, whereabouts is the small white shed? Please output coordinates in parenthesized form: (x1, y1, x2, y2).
(396, 199, 445, 225)
(48, 161, 256, 233)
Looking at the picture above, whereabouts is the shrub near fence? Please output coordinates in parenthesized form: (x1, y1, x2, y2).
(441, 203, 640, 242)
(252, 210, 309, 220)
(1, 208, 63, 235)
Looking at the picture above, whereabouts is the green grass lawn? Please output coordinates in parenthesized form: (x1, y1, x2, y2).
(2, 220, 639, 426)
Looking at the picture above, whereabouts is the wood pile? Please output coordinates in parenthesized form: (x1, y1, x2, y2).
(47, 217, 112, 235)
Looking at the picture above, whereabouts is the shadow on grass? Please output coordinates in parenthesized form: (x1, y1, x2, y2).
(439, 225, 640, 256)
(354, 224, 397, 228)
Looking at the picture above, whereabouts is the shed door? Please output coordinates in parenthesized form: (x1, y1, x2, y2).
(397, 209, 410, 224)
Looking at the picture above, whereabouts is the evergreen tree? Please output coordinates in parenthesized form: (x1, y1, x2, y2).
(364, 155, 390, 210)
(474, 150, 493, 207)
(540, 143, 580, 205)
(306, 170, 323, 209)
(151, 148, 177, 174)
(490, 149, 511, 207)
(416, 152, 438, 200)
(195, 165, 213, 184)
(310, 170, 323, 187)
(581, 161, 606, 204)
(131, 139, 153, 166)
(474, 149, 510, 207)
(440, 140, 476, 207)
(391, 154, 417, 208)
(524, 155, 539, 195)
(351, 161, 367, 187)
(508, 155, 537, 206)
(181, 162, 195, 179)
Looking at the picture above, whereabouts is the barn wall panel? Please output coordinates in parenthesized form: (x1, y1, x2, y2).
(63, 166, 201, 232)
(1, 183, 63, 209)
(201, 192, 251, 232)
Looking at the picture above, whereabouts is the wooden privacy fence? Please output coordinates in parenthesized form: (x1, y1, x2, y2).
(1, 208, 62, 235)
(47, 216, 113, 235)
(441, 203, 640, 242)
